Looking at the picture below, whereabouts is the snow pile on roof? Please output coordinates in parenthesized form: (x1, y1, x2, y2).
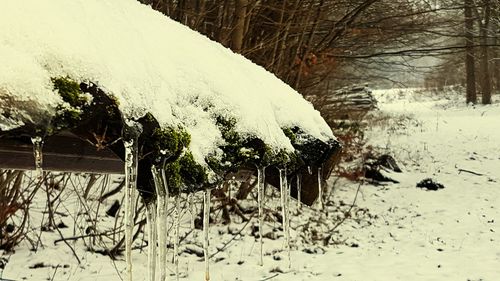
(0, 0, 334, 167)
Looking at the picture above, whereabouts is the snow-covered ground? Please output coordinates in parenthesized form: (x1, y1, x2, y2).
(322, 89, 500, 281)
(1, 89, 499, 281)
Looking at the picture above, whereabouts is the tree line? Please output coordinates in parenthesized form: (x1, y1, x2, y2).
(140, 0, 499, 105)
(425, 0, 499, 104)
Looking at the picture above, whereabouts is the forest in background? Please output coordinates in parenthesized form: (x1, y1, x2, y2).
(140, 0, 500, 106)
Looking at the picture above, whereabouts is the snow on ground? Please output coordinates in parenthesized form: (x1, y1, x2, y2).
(1, 88, 499, 281)
(322, 89, 500, 281)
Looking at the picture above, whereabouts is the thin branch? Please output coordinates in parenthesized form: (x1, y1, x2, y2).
(458, 168, 484, 176)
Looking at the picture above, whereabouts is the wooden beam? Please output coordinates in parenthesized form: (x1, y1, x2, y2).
(0, 132, 124, 174)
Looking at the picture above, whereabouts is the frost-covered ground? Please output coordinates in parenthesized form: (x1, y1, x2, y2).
(1, 88, 499, 281)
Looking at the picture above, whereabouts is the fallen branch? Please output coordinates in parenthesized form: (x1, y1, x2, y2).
(260, 273, 279, 280)
(204, 211, 256, 261)
(457, 168, 484, 176)
(54, 230, 117, 245)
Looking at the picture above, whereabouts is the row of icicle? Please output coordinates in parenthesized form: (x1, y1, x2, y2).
(124, 135, 215, 281)
(30, 135, 324, 281)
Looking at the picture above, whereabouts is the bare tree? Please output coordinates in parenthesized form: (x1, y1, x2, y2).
(139, 0, 500, 104)
(476, 0, 493, 104)
(465, 0, 477, 103)
(231, 0, 248, 53)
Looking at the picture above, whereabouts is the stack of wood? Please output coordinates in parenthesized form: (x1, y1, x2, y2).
(309, 85, 378, 122)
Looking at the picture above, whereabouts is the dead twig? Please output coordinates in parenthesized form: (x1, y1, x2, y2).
(323, 181, 363, 243)
(49, 264, 59, 281)
(205, 211, 256, 260)
(53, 220, 81, 263)
(260, 273, 279, 280)
(457, 168, 484, 176)
(53, 230, 118, 245)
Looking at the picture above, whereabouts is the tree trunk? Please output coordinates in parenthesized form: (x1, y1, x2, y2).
(269, 0, 287, 71)
(479, 0, 492, 104)
(274, 0, 301, 77)
(293, 0, 324, 89)
(491, 4, 500, 92)
(495, 39, 500, 93)
(465, 0, 477, 104)
(231, 0, 248, 53)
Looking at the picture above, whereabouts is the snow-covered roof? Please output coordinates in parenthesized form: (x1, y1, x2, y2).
(0, 0, 335, 175)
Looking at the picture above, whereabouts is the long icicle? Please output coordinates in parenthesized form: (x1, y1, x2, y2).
(257, 166, 266, 266)
(146, 203, 157, 281)
(188, 193, 195, 230)
(317, 167, 323, 210)
(31, 136, 43, 179)
(285, 169, 291, 269)
(124, 135, 139, 281)
(173, 195, 180, 281)
(203, 189, 211, 281)
(152, 166, 168, 281)
(279, 169, 285, 243)
(279, 169, 291, 268)
(296, 174, 301, 209)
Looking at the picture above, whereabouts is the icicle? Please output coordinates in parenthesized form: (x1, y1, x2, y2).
(296, 175, 301, 209)
(317, 167, 323, 209)
(257, 166, 266, 266)
(203, 189, 211, 281)
(160, 168, 170, 199)
(188, 193, 195, 230)
(279, 169, 291, 268)
(157, 194, 168, 281)
(124, 135, 139, 281)
(285, 171, 291, 269)
(152, 166, 168, 281)
(279, 169, 286, 244)
(173, 196, 180, 281)
(31, 136, 43, 179)
(146, 203, 157, 281)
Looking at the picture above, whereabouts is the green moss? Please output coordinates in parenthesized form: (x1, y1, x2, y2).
(215, 115, 239, 143)
(164, 159, 182, 193)
(205, 154, 226, 173)
(262, 147, 301, 170)
(50, 77, 91, 131)
(51, 77, 88, 107)
(282, 127, 297, 144)
(179, 151, 207, 188)
(136, 112, 191, 163)
(281, 126, 340, 167)
(136, 112, 207, 193)
(151, 126, 190, 159)
(53, 107, 82, 130)
(208, 116, 306, 172)
(209, 115, 267, 172)
(164, 151, 207, 194)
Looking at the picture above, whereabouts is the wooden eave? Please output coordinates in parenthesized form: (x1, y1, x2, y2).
(0, 131, 124, 174)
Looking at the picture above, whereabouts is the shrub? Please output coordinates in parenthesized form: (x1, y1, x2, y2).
(0, 170, 39, 251)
